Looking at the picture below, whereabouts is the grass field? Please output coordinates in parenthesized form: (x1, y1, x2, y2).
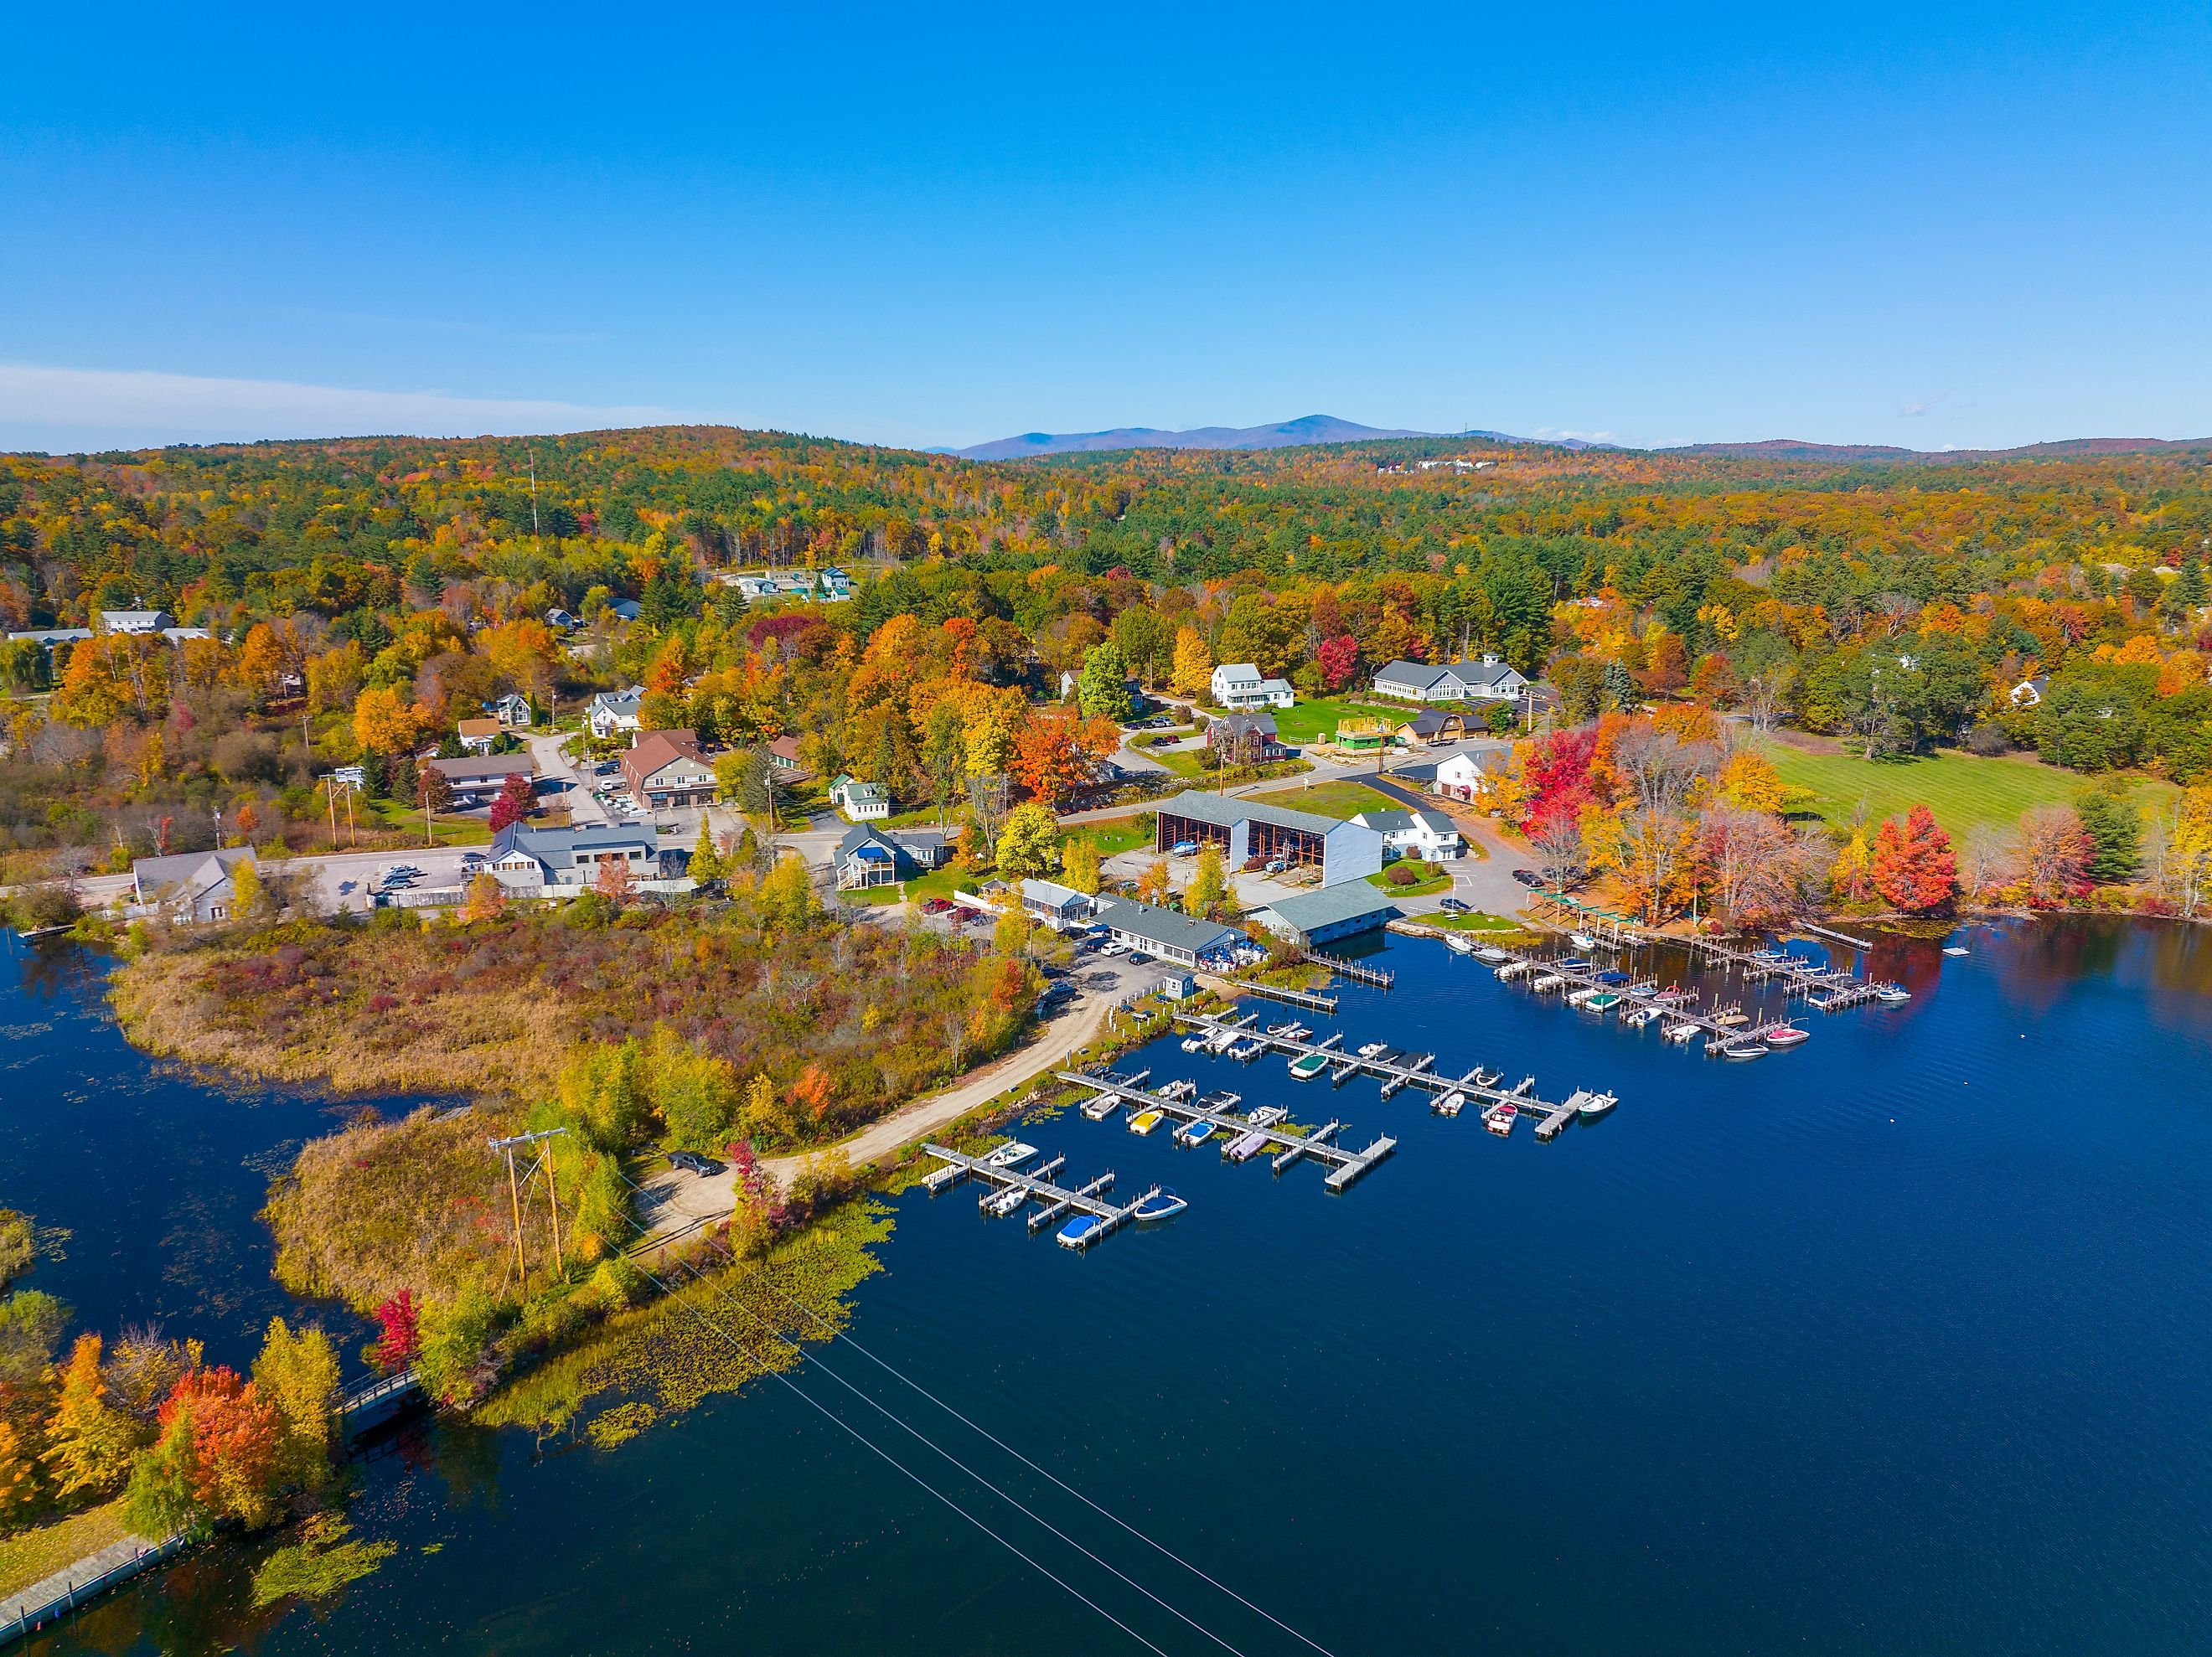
(1366, 864, 1453, 897)
(1245, 780, 1399, 821)
(1762, 742, 2176, 836)
(1071, 815, 1155, 856)
(1408, 908, 1533, 936)
(1265, 696, 1408, 747)
(0, 1500, 130, 1598)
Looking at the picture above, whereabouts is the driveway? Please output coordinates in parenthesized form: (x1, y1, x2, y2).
(530, 730, 609, 827)
(1364, 772, 1535, 918)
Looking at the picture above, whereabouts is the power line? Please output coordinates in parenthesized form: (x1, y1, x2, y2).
(618, 1248, 1175, 1655)
(614, 1179, 1248, 1654)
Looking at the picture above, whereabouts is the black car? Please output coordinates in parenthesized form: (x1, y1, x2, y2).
(1510, 868, 1544, 889)
(667, 1149, 726, 1177)
(1439, 897, 1470, 913)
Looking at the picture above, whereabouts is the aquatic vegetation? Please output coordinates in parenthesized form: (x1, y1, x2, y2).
(585, 1401, 659, 1449)
(249, 1513, 396, 1608)
(477, 1200, 892, 1434)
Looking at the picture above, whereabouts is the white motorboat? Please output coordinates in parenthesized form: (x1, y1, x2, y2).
(1532, 973, 1565, 993)
(1873, 983, 1911, 1003)
(1446, 934, 1476, 955)
(1662, 1023, 1703, 1047)
(982, 1141, 1037, 1170)
(981, 1183, 1027, 1217)
(1133, 1188, 1187, 1222)
(1080, 1092, 1120, 1120)
(1476, 946, 1511, 964)
(1434, 1091, 1466, 1117)
(1576, 1090, 1618, 1118)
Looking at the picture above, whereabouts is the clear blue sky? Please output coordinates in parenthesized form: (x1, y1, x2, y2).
(3, 3, 2207, 454)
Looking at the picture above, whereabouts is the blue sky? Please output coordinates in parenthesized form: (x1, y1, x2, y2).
(3, 3, 2208, 453)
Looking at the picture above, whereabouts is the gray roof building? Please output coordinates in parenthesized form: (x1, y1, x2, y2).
(1093, 897, 1241, 967)
(488, 823, 659, 887)
(1152, 790, 1385, 887)
(1249, 885, 1402, 949)
(132, 845, 259, 923)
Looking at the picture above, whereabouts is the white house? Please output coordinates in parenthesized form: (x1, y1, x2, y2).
(587, 688, 644, 740)
(490, 692, 535, 728)
(1020, 879, 1098, 930)
(1209, 663, 1295, 710)
(131, 846, 259, 923)
(98, 609, 172, 635)
(1372, 655, 1528, 705)
(1350, 808, 1464, 860)
(830, 774, 892, 822)
(1434, 746, 1510, 806)
(2008, 676, 2050, 709)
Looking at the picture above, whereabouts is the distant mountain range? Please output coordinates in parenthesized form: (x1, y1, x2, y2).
(944, 418, 2209, 463)
(949, 415, 1505, 460)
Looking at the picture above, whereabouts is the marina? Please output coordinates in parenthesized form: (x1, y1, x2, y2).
(1052, 1071, 1399, 1191)
(921, 1142, 1162, 1248)
(1169, 1009, 1611, 1140)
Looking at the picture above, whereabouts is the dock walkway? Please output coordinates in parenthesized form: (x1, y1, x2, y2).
(920, 1143, 1157, 1247)
(1052, 1072, 1398, 1191)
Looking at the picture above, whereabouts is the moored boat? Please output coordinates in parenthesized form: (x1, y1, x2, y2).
(1133, 1187, 1186, 1221)
(1532, 973, 1566, 993)
(1180, 1033, 1209, 1053)
(1662, 1022, 1703, 1046)
(1484, 1100, 1519, 1137)
(1445, 934, 1476, 955)
(1288, 1051, 1330, 1081)
(1128, 1109, 1165, 1135)
(1569, 932, 1598, 950)
(1434, 1090, 1466, 1117)
(1357, 1041, 1389, 1059)
(1720, 1040, 1769, 1060)
(1873, 983, 1910, 1003)
(1761, 1023, 1810, 1047)
(1057, 1215, 1106, 1248)
(1081, 1092, 1120, 1120)
(1943, 946, 1970, 957)
(1583, 991, 1623, 1013)
(983, 1141, 1038, 1169)
(1577, 1089, 1619, 1118)
(1174, 1118, 1216, 1148)
(1248, 1105, 1289, 1128)
(982, 1183, 1028, 1216)
(1624, 1004, 1662, 1028)
(1476, 946, 1510, 964)
(1224, 1129, 1269, 1162)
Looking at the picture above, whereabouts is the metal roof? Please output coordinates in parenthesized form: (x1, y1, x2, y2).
(1253, 885, 1403, 934)
(1156, 789, 1341, 838)
(1093, 897, 1239, 956)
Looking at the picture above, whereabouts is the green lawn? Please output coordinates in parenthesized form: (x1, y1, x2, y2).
(1267, 695, 1408, 747)
(1408, 908, 1535, 935)
(842, 864, 971, 906)
(1070, 815, 1155, 856)
(1366, 864, 1453, 898)
(1245, 779, 1399, 821)
(1761, 742, 2177, 837)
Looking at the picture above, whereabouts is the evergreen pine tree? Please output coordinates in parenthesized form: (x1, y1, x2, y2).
(2074, 787, 2142, 884)
(689, 819, 722, 883)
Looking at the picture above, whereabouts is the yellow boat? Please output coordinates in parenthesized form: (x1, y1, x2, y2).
(1129, 1108, 1165, 1135)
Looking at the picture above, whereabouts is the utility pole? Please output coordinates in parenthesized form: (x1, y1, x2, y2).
(488, 1128, 570, 1292)
(528, 453, 542, 558)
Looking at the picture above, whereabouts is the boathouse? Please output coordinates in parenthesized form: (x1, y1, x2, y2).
(1152, 790, 1384, 886)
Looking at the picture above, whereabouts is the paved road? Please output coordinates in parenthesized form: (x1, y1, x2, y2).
(530, 730, 609, 826)
(1362, 772, 1537, 918)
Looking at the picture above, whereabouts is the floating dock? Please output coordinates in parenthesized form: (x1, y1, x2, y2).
(1055, 1071, 1398, 1190)
(921, 1143, 1160, 1247)
(1169, 1012, 1603, 1136)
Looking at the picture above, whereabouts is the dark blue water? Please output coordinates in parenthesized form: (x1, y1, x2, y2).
(13, 919, 2212, 1655)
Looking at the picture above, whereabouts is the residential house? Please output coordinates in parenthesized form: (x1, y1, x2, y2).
(97, 609, 172, 635)
(545, 607, 580, 631)
(1433, 745, 1510, 806)
(131, 846, 259, 923)
(833, 823, 954, 890)
(456, 717, 501, 756)
(1210, 663, 1295, 710)
(1207, 712, 1288, 766)
(830, 774, 892, 822)
(1021, 879, 1098, 930)
(609, 600, 643, 623)
(767, 735, 808, 777)
(1350, 808, 1464, 860)
(426, 752, 535, 803)
(620, 730, 716, 809)
(490, 692, 535, 728)
(1393, 708, 1469, 746)
(1090, 897, 1243, 968)
(160, 627, 212, 646)
(1153, 790, 1384, 886)
(1371, 654, 1528, 705)
(1248, 885, 1402, 950)
(587, 688, 644, 740)
(2008, 676, 2050, 709)
(488, 823, 660, 890)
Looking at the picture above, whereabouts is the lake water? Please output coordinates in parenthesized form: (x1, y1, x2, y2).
(8, 918, 2212, 1655)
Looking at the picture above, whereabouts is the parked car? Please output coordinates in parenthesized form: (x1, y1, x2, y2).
(1439, 897, 1470, 914)
(667, 1149, 726, 1176)
(1511, 868, 1543, 889)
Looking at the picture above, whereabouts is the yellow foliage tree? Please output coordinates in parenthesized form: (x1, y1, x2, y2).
(1718, 750, 1786, 815)
(43, 1334, 142, 1500)
(353, 684, 421, 755)
(1170, 627, 1213, 699)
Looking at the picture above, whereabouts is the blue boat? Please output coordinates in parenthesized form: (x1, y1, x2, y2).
(1175, 1118, 1216, 1148)
(1595, 970, 1632, 985)
(1134, 1188, 1187, 1221)
(1057, 1215, 1106, 1249)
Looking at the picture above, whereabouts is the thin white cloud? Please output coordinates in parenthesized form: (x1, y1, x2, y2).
(1898, 391, 1951, 417)
(0, 364, 683, 449)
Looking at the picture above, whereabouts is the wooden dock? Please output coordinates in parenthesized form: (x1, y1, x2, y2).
(1168, 1012, 1605, 1137)
(1054, 1071, 1398, 1190)
(1222, 977, 1340, 1013)
(1300, 947, 1393, 989)
(921, 1143, 1160, 1247)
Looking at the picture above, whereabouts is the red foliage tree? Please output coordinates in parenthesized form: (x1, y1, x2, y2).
(370, 1290, 421, 1370)
(488, 771, 535, 833)
(160, 1366, 283, 1523)
(1315, 633, 1359, 691)
(1517, 727, 1600, 834)
(1870, 803, 1958, 912)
